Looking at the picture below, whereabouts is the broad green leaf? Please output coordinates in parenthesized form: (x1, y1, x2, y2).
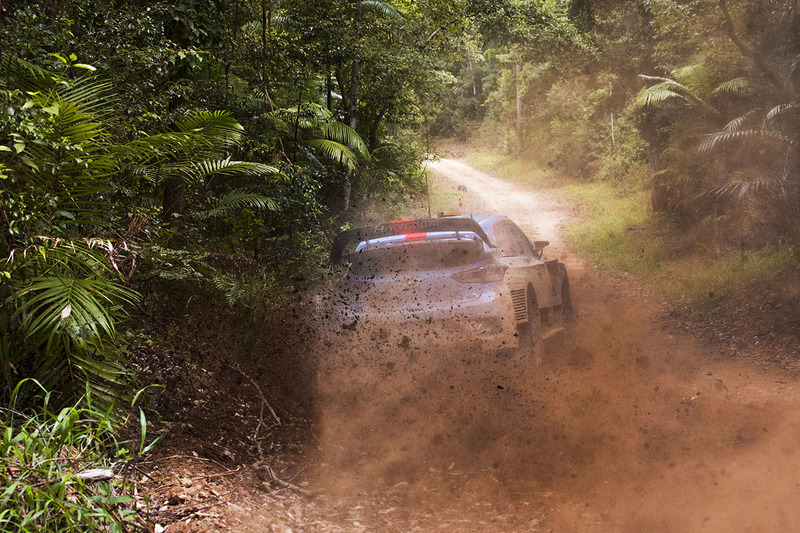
(19, 155, 39, 170)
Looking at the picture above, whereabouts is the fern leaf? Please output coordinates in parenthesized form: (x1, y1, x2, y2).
(322, 121, 371, 159)
(194, 191, 280, 220)
(699, 129, 799, 153)
(710, 77, 755, 98)
(306, 139, 358, 170)
(635, 82, 688, 107)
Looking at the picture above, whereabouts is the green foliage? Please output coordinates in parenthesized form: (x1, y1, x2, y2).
(0, 383, 158, 532)
(0, 62, 142, 408)
(0, 236, 138, 408)
(564, 171, 799, 305)
(564, 181, 653, 270)
(0, 55, 291, 408)
(659, 246, 798, 306)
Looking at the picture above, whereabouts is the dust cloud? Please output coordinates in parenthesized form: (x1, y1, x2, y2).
(307, 160, 800, 532)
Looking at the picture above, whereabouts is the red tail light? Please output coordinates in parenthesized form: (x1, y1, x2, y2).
(451, 264, 506, 283)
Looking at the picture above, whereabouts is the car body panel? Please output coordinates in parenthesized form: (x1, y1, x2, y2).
(328, 214, 571, 350)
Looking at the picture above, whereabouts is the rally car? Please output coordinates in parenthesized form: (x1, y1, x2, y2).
(328, 213, 573, 354)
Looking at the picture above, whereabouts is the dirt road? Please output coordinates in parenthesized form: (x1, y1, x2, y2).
(424, 159, 800, 531)
(224, 159, 800, 532)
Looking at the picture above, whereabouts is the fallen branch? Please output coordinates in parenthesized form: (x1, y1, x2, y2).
(235, 364, 281, 460)
(76, 468, 115, 483)
(137, 454, 232, 471)
(264, 463, 316, 498)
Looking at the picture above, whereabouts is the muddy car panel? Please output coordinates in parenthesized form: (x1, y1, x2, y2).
(330, 214, 571, 349)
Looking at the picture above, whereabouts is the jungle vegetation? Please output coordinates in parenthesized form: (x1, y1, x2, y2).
(2, 0, 800, 528)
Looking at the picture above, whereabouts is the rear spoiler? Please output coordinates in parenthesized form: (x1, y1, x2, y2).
(330, 218, 494, 264)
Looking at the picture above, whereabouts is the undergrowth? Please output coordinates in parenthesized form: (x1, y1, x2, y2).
(0, 381, 157, 532)
(563, 181, 799, 305)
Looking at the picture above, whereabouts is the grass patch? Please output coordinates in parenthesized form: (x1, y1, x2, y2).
(467, 152, 562, 188)
(0, 383, 155, 532)
(562, 181, 798, 305)
(563, 182, 654, 273)
(657, 247, 798, 307)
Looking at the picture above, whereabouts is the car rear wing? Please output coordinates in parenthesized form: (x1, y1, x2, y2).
(330, 217, 495, 264)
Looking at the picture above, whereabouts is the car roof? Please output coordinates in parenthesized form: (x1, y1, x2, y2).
(357, 230, 485, 251)
(355, 215, 513, 251)
(445, 214, 508, 240)
(329, 214, 513, 264)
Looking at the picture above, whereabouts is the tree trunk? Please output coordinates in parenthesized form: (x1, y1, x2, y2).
(348, 0, 362, 131)
(515, 49, 523, 155)
(341, 0, 363, 213)
(162, 176, 186, 225)
(326, 71, 333, 111)
(649, 145, 669, 213)
(335, 66, 349, 117)
(368, 102, 389, 152)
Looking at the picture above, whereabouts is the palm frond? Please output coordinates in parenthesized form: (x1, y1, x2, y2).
(765, 104, 800, 139)
(273, 102, 332, 126)
(306, 139, 358, 170)
(635, 81, 689, 107)
(55, 78, 117, 120)
(723, 109, 761, 132)
(115, 132, 197, 162)
(194, 191, 280, 220)
(174, 110, 244, 150)
(671, 63, 714, 95)
(699, 129, 799, 153)
(792, 54, 800, 88)
(2, 56, 56, 93)
(6, 235, 140, 408)
(15, 277, 137, 341)
(5, 238, 126, 280)
(710, 77, 755, 98)
(363, 0, 405, 21)
(48, 100, 105, 144)
(178, 157, 281, 184)
(322, 121, 371, 159)
(699, 179, 783, 201)
(766, 103, 795, 121)
(3, 56, 117, 120)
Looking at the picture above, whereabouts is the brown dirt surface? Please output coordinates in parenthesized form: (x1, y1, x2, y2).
(137, 158, 800, 532)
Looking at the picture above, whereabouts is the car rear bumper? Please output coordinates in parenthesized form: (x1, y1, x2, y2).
(331, 289, 520, 350)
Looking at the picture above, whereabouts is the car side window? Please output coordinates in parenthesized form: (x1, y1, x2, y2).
(494, 224, 515, 256)
(495, 222, 535, 257)
(508, 224, 535, 256)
